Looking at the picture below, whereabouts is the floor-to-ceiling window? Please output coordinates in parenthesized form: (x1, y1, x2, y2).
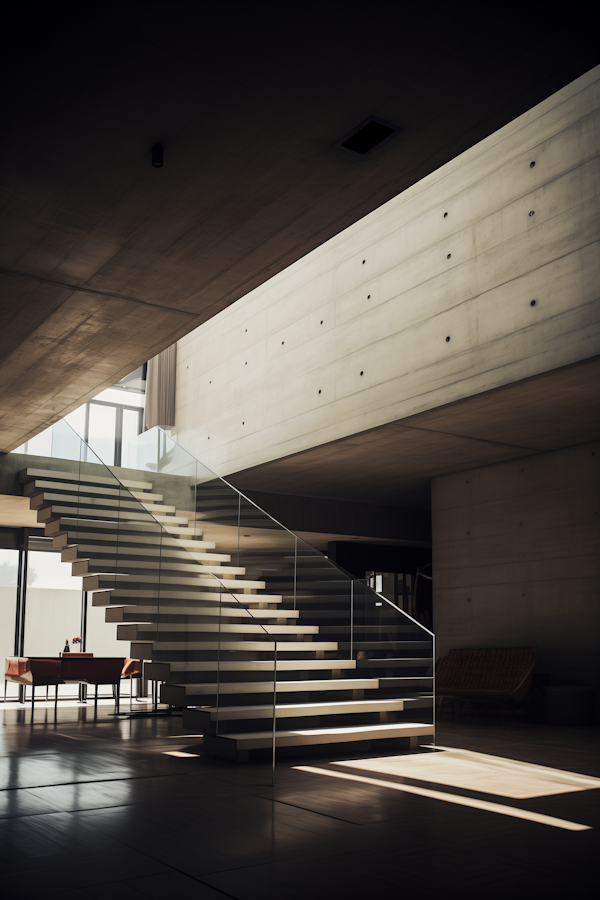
(2, 535, 135, 702)
(14, 364, 146, 469)
(24, 542, 82, 656)
(3, 365, 148, 702)
(0, 548, 19, 699)
(23, 538, 84, 698)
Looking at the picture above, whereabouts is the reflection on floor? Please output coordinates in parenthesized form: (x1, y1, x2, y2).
(0, 700, 598, 899)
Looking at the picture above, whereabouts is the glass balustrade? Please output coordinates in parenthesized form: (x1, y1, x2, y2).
(122, 427, 435, 757)
(12, 420, 434, 768)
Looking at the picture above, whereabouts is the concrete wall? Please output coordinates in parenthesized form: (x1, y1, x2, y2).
(431, 442, 599, 694)
(173, 66, 600, 476)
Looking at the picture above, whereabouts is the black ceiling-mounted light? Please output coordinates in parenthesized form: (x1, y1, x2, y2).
(336, 116, 402, 158)
(152, 143, 164, 168)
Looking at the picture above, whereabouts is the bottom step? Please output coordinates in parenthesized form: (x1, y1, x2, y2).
(204, 722, 433, 760)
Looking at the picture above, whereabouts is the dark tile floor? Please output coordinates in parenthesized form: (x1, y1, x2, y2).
(1, 700, 598, 899)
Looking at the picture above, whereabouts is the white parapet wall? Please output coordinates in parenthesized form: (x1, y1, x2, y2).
(173, 66, 600, 477)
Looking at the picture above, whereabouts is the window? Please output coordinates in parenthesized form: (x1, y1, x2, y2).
(14, 367, 146, 467)
(24, 549, 83, 658)
(0, 549, 19, 699)
(88, 403, 118, 466)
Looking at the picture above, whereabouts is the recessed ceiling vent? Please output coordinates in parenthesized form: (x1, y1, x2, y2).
(336, 116, 402, 158)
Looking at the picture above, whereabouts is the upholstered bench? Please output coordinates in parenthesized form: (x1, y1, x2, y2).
(436, 647, 537, 725)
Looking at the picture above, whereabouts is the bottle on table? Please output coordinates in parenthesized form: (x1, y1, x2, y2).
(63, 639, 70, 653)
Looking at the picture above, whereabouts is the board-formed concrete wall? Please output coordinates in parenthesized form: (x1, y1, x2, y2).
(431, 441, 600, 694)
(173, 66, 600, 476)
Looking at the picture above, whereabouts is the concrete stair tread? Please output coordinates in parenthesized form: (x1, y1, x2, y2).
(152, 514, 192, 525)
(140, 502, 177, 513)
(48, 518, 204, 540)
(167, 659, 356, 671)
(209, 722, 433, 750)
(73, 557, 245, 575)
(172, 538, 214, 549)
(188, 698, 411, 719)
(97, 592, 282, 605)
(94, 598, 299, 619)
(25, 480, 158, 502)
(19, 468, 153, 491)
(347, 641, 433, 649)
(356, 658, 433, 667)
(34, 494, 152, 513)
(107, 612, 315, 633)
(83, 573, 266, 589)
(30, 489, 150, 509)
(63, 544, 229, 562)
(161, 679, 380, 701)
(38, 504, 175, 523)
(151, 640, 338, 651)
(163, 525, 209, 536)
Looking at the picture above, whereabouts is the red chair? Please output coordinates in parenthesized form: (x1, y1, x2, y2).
(5, 657, 64, 714)
(121, 658, 143, 711)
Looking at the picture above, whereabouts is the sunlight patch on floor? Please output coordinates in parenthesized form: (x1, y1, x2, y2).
(293, 765, 593, 831)
(163, 750, 200, 758)
(330, 747, 600, 798)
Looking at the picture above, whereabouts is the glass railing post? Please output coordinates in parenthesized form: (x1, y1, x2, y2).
(432, 632, 436, 746)
(350, 580, 354, 661)
(293, 536, 297, 611)
(216, 587, 222, 734)
(272, 646, 277, 785)
(237, 494, 241, 567)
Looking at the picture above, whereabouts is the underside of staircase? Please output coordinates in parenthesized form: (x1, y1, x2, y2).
(20, 463, 434, 762)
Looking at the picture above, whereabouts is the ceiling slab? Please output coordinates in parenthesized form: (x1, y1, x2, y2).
(228, 357, 600, 509)
(1, 5, 598, 449)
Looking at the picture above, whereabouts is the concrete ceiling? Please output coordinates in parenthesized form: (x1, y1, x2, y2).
(1, 4, 598, 451)
(228, 356, 600, 509)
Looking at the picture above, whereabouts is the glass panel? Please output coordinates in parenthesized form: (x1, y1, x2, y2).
(14, 427, 53, 456)
(52, 418, 85, 462)
(87, 403, 117, 466)
(119, 426, 434, 760)
(95, 388, 145, 407)
(85, 592, 125, 657)
(0, 549, 19, 699)
(352, 576, 434, 731)
(64, 405, 86, 440)
(24, 551, 83, 684)
(121, 408, 142, 469)
(124, 428, 278, 772)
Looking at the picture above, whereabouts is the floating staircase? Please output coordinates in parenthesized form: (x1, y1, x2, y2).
(20, 455, 434, 761)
